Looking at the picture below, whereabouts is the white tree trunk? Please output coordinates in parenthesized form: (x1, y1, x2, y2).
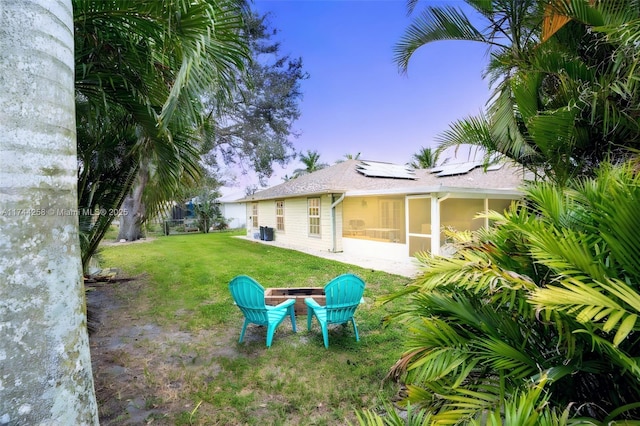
(0, 1, 99, 424)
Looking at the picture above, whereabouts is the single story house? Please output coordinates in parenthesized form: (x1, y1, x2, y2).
(218, 190, 247, 229)
(238, 159, 526, 262)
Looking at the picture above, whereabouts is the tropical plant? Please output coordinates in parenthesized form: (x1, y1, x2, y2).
(1, 0, 98, 421)
(354, 402, 433, 426)
(355, 379, 574, 426)
(337, 152, 362, 163)
(397, 0, 640, 185)
(395, 0, 542, 175)
(376, 162, 640, 424)
(190, 187, 225, 233)
(380, 1, 640, 424)
(74, 0, 250, 261)
(407, 147, 439, 169)
(293, 149, 329, 177)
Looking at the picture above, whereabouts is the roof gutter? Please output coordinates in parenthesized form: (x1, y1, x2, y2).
(331, 193, 345, 253)
(346, 186, 522, 197)
(237, 189, 340, 203)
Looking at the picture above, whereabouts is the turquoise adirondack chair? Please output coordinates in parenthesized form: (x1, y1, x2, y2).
(229, 275, 297, 347)
(305, 274, 365, 348)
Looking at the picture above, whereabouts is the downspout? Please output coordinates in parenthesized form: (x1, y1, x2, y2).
(484, 198, 489, 229)
(331, 193, 345, 253)
(431, 193, 451, 255)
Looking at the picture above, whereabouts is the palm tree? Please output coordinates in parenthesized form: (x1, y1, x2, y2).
(292, 150, 328, 177)
(376, 2, 640, 423)
(397, 0, 640, 185)
(395, 0, 540, 75)
(395, 0, 543, 176)
(0, 0, 98, 422)
(74, 0, 250, 258)
(376, 163, 640, 423)
(336, 152, 362, 163)
(407, 146, 439, 169)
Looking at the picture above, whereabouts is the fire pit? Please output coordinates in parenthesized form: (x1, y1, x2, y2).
(264, 287, 325, 315)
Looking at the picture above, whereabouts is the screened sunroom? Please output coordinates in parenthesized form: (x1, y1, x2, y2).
(342, 193, 516, 257)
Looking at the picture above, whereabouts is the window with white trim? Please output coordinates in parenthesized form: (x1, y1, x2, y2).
(275, 200, 285, 231)
(308, 198, 320, 236)
(252, 203, 258, 228)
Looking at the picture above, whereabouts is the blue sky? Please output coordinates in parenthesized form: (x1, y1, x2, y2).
(224, 0, 492, 192)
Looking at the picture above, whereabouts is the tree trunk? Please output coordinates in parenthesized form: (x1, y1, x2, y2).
(117, 161, 149, 241)
(0, 1, 98, 424)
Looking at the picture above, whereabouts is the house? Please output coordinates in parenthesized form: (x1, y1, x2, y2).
(238, 159, 526, 261)
(218, 190, 246, 229)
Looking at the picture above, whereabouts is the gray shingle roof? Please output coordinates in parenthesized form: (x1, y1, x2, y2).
(239, 159, 527, 202)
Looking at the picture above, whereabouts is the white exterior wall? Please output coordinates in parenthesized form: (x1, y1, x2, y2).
(279, 198, 308, 246)
(246, 200, 277, 238)
(261, 200, 277, 228)
(246, 195, 337, 252)
(277, 195, 334, 252)
(220, 202, 246, 229)
(244, 192, 521, 263)
(342, 237, 408, 260)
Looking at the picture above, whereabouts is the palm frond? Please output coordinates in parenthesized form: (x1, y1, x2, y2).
(487, 80, 540, 166)
(472, 337, 538, 380)
(434, 114, 495, 161)
(575, 163, 640, 277)
(525, 226, 611, 282)
(353, 401, 433, 426)
(394, 5, 494, 72)
(485, 379, 564, 426)
(573, 329, 640, 377)
(531, 277, 640, 347)
(158, 0, 249, 129)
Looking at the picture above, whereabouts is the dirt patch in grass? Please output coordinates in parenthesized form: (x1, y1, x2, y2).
(88, 276, 244, 425)
(87, 274, 353, 425)
(87, 250, 408, 425)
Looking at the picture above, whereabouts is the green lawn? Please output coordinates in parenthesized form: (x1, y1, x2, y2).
(96, 231, 413, 425)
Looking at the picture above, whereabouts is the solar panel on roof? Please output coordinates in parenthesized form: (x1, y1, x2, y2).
(432, 161, 481, 177)
(356, 161, 416, 179)
(430, 160, 504, 177)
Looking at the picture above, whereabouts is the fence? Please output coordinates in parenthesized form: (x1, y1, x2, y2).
(162, 218, 203, 235)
